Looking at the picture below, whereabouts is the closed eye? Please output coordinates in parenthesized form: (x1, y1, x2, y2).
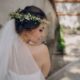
(39, 29, 43, 32)
(39, 26, 45, 32)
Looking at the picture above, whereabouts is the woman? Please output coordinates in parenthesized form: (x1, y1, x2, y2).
(0, 6, 51, 80)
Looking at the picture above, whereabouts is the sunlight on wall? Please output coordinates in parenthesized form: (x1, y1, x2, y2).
(55, 2, 80, 28)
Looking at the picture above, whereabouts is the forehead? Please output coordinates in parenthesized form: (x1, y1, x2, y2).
(39, 19, 50, 28)
(38, 22, 48, 29)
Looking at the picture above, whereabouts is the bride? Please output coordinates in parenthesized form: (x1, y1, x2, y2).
(0, 6, 51, 80)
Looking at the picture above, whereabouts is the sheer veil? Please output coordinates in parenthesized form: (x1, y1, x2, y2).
(0, 19, 45, 80)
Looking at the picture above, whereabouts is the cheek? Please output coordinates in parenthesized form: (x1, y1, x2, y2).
(32, 33, 43, 42)
(33, 32, 40, 38)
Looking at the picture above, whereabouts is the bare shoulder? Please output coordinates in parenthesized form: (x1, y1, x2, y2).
(38, 44, 50, 63)
(40, 44, 49, 52)
(39, 44, 51, 77)
(38, 44, 49, 57)
(34, 44, 50, 62)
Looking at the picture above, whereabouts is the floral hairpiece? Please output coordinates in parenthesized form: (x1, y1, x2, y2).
(9, 8, 41, 22)
(9, 8, 50, 25)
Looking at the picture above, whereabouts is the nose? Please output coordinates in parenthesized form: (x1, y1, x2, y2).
(41, 31, 47, 41)
(42, 30, 47, 38)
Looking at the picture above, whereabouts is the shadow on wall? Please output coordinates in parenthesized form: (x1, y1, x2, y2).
(0, 24, 2, 29)
(46, 1, 67, 79)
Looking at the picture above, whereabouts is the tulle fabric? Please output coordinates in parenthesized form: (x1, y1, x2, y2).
(0, 19, 45, 80)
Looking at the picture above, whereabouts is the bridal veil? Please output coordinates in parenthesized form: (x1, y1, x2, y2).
(0, 19, 45, 80)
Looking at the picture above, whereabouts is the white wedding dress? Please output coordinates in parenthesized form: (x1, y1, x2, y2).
(0, 20, 45, 80)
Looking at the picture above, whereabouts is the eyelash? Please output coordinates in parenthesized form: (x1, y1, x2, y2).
(39, 29, 43, 32)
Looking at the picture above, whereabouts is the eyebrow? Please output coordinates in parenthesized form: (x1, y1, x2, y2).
(39, 26, 44, 29)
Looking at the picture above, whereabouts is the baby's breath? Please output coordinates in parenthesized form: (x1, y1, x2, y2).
(10, 10, 41, 22)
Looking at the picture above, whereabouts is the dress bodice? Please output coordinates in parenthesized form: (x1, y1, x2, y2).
(6, 70, 45, 80)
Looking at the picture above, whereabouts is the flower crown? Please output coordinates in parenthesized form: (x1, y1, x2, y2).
(9, 8, 50, 25)
(9, 8, 42, 22)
